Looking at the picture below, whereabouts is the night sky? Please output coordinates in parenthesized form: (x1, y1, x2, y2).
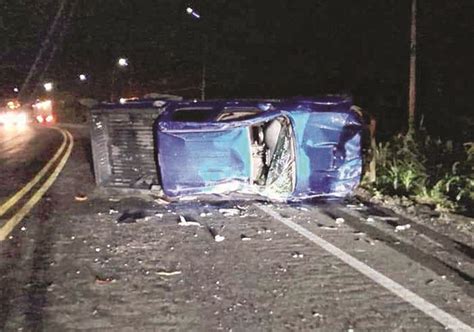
(1, 0, 473, 137)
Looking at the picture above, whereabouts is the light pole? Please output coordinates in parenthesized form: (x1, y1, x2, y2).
(111, 57, 129, 102)
(186, 6, 206, 100)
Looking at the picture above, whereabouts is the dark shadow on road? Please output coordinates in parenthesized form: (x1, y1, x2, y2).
(23, 199, 55, 331)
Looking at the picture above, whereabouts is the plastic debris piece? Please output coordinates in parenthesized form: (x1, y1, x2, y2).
(365, 239, 376, 245)
(335, 217, 345, 225)
(214, 235, 225, 242)
(395, 224, 411, 232)
(291, 251, 304, 258)
(155, 213, 163, 218)
(312, 311, 322, 318)
(157, 270, 182, 276)
(179, 196, 198, 201)
(178, 215, 201, 227)
(366, 217, 375, 223)
(298, 207, 309, 211)
(74, 194, 88, 202)
(369, 215, 399, 221)
(95, 275, 114, 285)
(240, 234, 251, 241)
(318, 224, 337, 230)
(207, 226, 225, 242)
(20, 226, 26, 231)
(219, 208, 240, 217)
(109, 208, 119, 214)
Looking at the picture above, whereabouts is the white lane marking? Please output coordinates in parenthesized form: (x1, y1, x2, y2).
(256, 204, 473, 331)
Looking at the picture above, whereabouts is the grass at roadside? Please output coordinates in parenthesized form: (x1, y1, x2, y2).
(362, 133, 473, 215)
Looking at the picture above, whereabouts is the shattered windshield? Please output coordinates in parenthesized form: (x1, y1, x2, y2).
(264, 118, 296, 195)
(249, 116, 296, 197)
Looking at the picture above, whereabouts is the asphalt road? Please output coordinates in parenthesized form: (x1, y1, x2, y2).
(0, 125, 62, 201)
(0, 125, 473, 331)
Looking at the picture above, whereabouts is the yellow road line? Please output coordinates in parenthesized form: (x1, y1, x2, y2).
(0, 129, 74, 241)
(0, 127, 68, 217)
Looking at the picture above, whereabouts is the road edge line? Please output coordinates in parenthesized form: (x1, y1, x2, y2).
(0, 127, 67, 217)
(255, 204, 473, 331)
(0, 129, 74, 241)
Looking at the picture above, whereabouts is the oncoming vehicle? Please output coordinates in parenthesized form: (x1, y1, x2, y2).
(32, 99, 56, 124)
(91, 96, 363, 200)
(0, 100, 29, 126)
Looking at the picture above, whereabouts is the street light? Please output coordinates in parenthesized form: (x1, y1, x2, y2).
(118, 58, 129, 67)
(186, 6, 206, 100)
(186, 7, 201, 19)
(111, 58, 130, 101)
(79, 74, 87, 81)
(43, 82, 54, 92)
(13, 87, 19, 93)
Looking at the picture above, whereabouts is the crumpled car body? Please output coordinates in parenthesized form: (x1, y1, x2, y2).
(156, 96, 363, 200)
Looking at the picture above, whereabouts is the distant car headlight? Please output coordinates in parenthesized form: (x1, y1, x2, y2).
(46, 115, 54, 123)
(1, 112, 16, 125)
(1, 112, 27, 125)
(37, 115, 44, 123)
(16, 112, 27, 125)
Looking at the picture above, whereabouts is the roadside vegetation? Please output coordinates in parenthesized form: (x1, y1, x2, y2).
(363, 133, 474, 215)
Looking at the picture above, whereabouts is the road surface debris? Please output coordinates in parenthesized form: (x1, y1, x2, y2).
(74, 194, 88, 202)
(219, 208, 240, 217)
(335, 217, 345, 225)
(178, 215, 201, 227)
(157, 270, 182, 277)
(240, 234, 251, 241)
(395, 224, 411, 232)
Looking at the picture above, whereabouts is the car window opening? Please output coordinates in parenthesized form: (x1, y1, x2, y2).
(250, 116, 296, 194)
(171, 108, 214, 122)
(216, 107, 261, 122)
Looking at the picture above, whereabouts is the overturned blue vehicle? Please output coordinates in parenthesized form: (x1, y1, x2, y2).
(156, 96, 363, 200)
(90, 95, 363, 200)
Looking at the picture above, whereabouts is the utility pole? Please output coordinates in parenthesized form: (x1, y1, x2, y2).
(201, 34, 207, 101)
(186, 6, 206, 101)
(408, 0, 417, 135)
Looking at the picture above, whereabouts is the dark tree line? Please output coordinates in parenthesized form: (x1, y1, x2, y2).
(0, 0, 472, 138)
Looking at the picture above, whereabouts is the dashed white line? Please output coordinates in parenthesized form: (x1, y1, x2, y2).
(256, 204, 473, 332)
